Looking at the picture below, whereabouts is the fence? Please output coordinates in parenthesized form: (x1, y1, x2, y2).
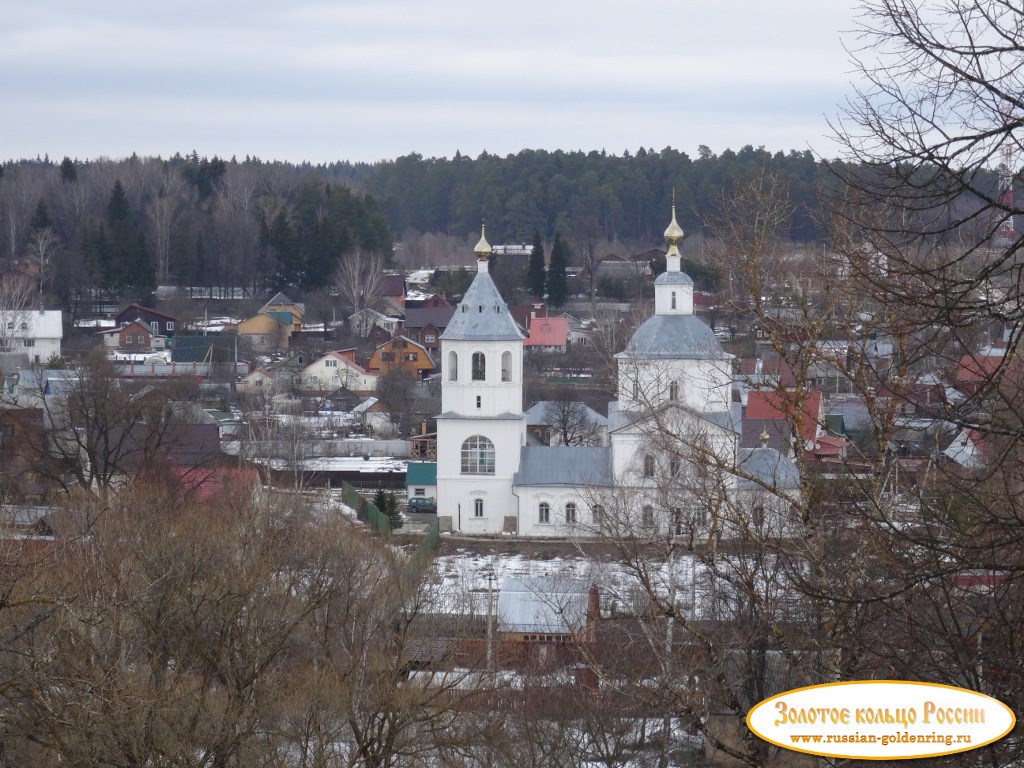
(340, 481, 440, 573)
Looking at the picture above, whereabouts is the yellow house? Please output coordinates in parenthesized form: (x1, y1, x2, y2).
(234, 312, 292, 352)
(368, 335, 434, 380)
(261, 292, 304, 332)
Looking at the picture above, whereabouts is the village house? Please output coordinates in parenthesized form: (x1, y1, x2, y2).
(368, 336, 434, 380)
(98, 320, 161, 352)
(301, 349, 378, 393)
(115, 304, 177, 337)
(0, 308, 63, 364)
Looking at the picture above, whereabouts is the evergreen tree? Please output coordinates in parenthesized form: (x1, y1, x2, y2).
(546, 232, 570, 308)
(59, 156, 77, 183)
(30, 199, 52, 232)
(527, 229, 546, 299)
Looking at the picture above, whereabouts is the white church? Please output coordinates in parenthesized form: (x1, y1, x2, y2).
(436, 206, 800, 538)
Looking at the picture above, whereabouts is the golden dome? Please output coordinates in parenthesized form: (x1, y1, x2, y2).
(664, 203, 684, 247)
(474, 223, 492, 260)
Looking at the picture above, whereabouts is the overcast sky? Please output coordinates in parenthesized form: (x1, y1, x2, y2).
(1, 1, 860, 165)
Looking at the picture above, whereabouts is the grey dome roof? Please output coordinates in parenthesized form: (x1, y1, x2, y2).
(619, 314, 725, 359)
(737, 447, 801, 490)
(441, 270, 524, 342)
(654, 270, 693, 286)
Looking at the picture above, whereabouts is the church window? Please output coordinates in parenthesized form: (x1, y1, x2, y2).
(474, 498, 484, 517)
(448, 351, 457, 381)
(753, 505, 765, 531)
(592, 504, 604, 526)
(669, 381, 679, 401)
(642, 505, 655, 528)
(472, 352, 486, 381)
(632, 380, 639, 399)
(476, 396, 481, 409)
(672, 507, 684, 536)
(461, 435, 495, 475)
(538, 502, 550, 524)
(501, 351, 512, 382)
(565, 502, 577, 524)
(643, 454, 655, 478)
(669, 456, 681, 477)
(671, 291, 677, 309)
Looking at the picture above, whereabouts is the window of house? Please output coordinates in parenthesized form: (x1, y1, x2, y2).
(6, 323, 12, 331)
(414, 488, 425, 496)
(22, 339, 34, 348)
(642, 505, 655, 528)
(405, 353, 417, 362)
(20, 322, 28, 331)
(461, 435, 495, 474)
(565, 502, 577, 524)
(326, 358, 338, 368)
(448, 351, 458, 381)
(669, 381, 679, 401)
(166, 321, 174, 331)
(425, 334, 435, 343)
(538, 502, 550, 524)
(472, 351, 486, 380)
(474, 498, 484, 517)
(643, 454, 655, 478)
(151, 321, 159, 333)
(672, 507, 684, 537)
(382, 352, 395, 362)
(501, 351, 512, 382)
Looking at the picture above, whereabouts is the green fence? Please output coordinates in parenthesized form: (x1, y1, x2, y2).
(340, 481, 441, 569)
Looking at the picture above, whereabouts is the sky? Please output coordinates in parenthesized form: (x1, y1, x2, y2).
(1, 1, 860, 165)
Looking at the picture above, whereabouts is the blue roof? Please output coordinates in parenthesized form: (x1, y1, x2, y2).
(618, 314, 725, 360)
(513, 446, 613, 487)
(737, 447, 801, 490)
(405, 461, 437, 485)
(440, 269, 524, 342)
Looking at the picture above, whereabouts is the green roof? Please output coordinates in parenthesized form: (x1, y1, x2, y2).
(405, 462, 437, 485)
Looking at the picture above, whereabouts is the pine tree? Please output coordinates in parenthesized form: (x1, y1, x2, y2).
(546, 232, 570, 308)
(528, 229, 546, 299)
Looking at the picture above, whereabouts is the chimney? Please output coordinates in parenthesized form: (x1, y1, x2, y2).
(585, 584, 600, 642)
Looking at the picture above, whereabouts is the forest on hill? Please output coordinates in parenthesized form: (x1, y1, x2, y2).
(0, 147, 1001, 314)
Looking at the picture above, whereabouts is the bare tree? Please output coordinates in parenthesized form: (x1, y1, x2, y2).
(542, 390, 603, 446)
(334, 249, 387, 325)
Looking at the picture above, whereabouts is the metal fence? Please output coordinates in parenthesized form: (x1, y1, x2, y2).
(340, 481, 440, 573)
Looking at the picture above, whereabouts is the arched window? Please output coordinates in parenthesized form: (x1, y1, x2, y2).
(672, 507, 684, 536)
(472, 351, 486, 381)
(461, 435, 495, 474)
(448, 351, 458, 381)
(671, 291, 677, 309)
(592, 504, 604, 526)
(753, 505, 765, 531)
(642, 505, 655, 528)
(474, 498, 484, 517)
(501, 351, 512, 382)
(538, 502, 550, 524)
(632, 380, 639, 399)
(669, 456, 681, 477)
(565, 502, 577, 524)
(643, 454, 655, 478)
(669, 381, 679, 401)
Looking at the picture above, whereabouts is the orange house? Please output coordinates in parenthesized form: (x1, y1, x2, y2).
(367, 335, 434, 380)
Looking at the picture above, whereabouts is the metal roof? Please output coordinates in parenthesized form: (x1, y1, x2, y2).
(654, 270, 693, 286)
(736, 447, 801, 490)
(405, 461, 437, 485)
(497, 576, 591, 634)
(523, 401, 607, 427)
(440, 270, 524, 342)
(617, 314, 725, 360)
(513, 445, 613, 487)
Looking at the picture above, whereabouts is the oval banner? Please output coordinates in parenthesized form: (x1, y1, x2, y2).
(746, 680, 1015, 760)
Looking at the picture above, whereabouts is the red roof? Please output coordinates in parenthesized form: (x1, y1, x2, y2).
(745, 390, 823, 443)
(524, 317, 568, 347)
(955, 353, 1003, 385)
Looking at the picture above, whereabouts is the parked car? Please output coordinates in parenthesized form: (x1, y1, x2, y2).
(407, 497, 437, 513)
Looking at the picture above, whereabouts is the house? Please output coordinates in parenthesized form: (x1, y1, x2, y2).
(98, 320, 160, 352)
(404, 292, 450, 310)
(350, 307, 402, 338)
(0, 308, 63, 364)
(115, 304, 177, 337)
(301, 349, 378, 393)
(524, 317, 568, 354)
(406, 461, 437, 502)
(234, 313, 293, 352)
(378, 274, 407, 308)
(744, 390, 836, 461)
(368, 336, 434, 380)
(403, 306, 456, 354)
(260, 292, 304, 333)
